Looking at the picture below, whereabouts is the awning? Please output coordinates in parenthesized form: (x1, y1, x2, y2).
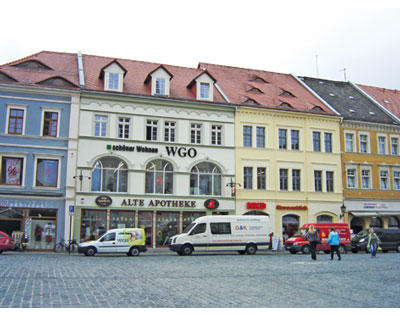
(350, 211, 400, 217)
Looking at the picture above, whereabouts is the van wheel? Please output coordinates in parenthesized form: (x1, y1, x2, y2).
(181, 244, 193, 256)
(129, 247, 140, 257)
(238, 250, 246, 255)
(85, 247, 96, 256)
(177, 251, 183, 256)
(396, 244, 400, 253)
(338, 245, 346, 254)
(302, 245, 311, 254)
(289, 250, 297, 254)
(246, 244, 257, 255)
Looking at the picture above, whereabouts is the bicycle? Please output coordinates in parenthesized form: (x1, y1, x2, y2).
(55, 239, 77, 253)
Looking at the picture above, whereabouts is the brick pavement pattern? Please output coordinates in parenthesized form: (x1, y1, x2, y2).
(0, 251, 399, 308)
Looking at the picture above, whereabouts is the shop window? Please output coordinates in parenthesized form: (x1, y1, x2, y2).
(145, 160, 173, 194)
(110, 211, 135, 229)
(35, 159, 59, 187)
(182, 212, 206, 231)
(350, 217, 364, 234)
(282, 215, 299, 240)
(190, 162, 221, 196)
(388, 216, 400, 229)
(138, 211, 153, 247)
(317, 215, 333, 223)
(210, 223, 231, 235)
(156, 211, 179, 247)
(81, 210, 107, 242)
(369, 217, 383, 228)
(91, 157, 128, 192)
(1, 157, 23, 185)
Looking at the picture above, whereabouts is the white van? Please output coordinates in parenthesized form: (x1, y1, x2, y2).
(169, 215, 271, 255)
(78, 228, 147, 256)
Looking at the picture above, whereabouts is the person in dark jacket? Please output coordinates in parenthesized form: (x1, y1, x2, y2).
(327, 227, 341, 261)
(305, 225, 320, 260)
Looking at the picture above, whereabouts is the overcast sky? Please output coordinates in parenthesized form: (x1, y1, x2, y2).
(1, 1, 399, 89)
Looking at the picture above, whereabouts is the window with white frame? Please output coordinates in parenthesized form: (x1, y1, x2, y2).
(326, 171, 334, 192)
(0, 156, 24, 186)
(291, 130, 300, 150)
(200, 83, 210, 99)
(378, 136, 387, 155)
(42, 111, 59, 137)
(164, 121, 176, 142)
(118, 117, 130, 139)
(391, 136, 399, 155)
(380, 169, 389, 189)
(35, 158, 59, 188)
(191, 123, 202, 144)
(345, 133, 355, 152)
(146, 120, 158, 141)
(95, 115, 108, 137)
(292, 169, 301, 191)
(256, 127, 265, 148)
(347, 168, 356, 188)
(359, 134, 369, 153)
(393, 170, 400, 190)
(278, 129, 287, 150)
(91, 156, 128, 192)
(190, 162, 221, 195)
(361, 169, 371, 189)
(314, 170, 322, 192)
(244, 167, 253, 189)
(108, 73, 120, 90)
(7, 107, 25, 135)
(279, 168, 288, 191)
(313, 132, 321, 152)
(145, 159, 173, 194)
(257, 167, 266, 190)
(211, 125, 222, 145)
(155, 78, 166, 95)
(324, 133, 332, 153)
(243, 126, 252, 147)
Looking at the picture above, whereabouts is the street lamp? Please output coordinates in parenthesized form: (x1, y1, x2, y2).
(226, 178, 241, 197)
(340, 203, 346, 219)
(73, 170, 91, 191)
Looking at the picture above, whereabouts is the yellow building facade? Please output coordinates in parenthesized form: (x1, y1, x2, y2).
(235, 107, 343, 241)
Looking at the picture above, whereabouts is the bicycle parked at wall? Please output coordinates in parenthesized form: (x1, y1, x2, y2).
(55, 239, 77, 253)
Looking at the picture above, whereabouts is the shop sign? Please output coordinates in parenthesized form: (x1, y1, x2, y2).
(95, 195, 113, 207)
(107, 144, 158, 153)
(106, 144, 197, 158)
(165, 146, 197, 158)
(363, 202, 388, 210)
(121, 198, 196, 208)
(247, 202, 266, 210)
(204, 199, 219, 210)
(276, 205, 308, 211)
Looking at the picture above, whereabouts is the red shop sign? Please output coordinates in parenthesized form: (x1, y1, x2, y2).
(247, 202, 266, 210)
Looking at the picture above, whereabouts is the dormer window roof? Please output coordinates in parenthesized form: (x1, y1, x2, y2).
(144, 65, 173, 97)
(37, 76, 78, 88)
(0, 71, 18, 82)
(99, 60, 127, 92)
(12, 60, 53, 71)
(187, 70, 216, 101)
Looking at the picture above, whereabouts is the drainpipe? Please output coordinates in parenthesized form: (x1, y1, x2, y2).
(77, 51, 85, 88)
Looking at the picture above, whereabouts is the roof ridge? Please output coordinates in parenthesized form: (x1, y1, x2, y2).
(0, 50, 76, 67)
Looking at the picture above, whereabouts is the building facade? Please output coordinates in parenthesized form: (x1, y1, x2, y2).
(0, 52, 80, 250)
(73, 55, 236, 247)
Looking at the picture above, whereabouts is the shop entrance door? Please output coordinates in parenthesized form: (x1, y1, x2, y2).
(282, 214, 300, 242)
(138, 211, 153, 247)
(0, 219, 21, 236)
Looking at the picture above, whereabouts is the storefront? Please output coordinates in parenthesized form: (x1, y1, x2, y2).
(0, 198, 63, 250)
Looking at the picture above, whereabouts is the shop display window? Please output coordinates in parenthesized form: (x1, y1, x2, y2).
(182, 212, 206, 231)
(138, 211, 153, 247)
(1, 157, 23, 185)
(81, 210, 107, 242)
(110, 210, 135, 229)
(156, 211, 179, 247)
(36, 159, 59, 187)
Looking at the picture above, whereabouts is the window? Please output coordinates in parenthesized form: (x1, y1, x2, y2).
(118, 117, 130, 139)
(155, 78, 166, 95)
(326, 171, 334, 192)
(200, 83, 210, 99)
(279, 169, 288, 191)
(313, 132, 321, 152)
(91, 157, 128, 192)
(257, 167, 266, 190)
(36, 159, 59, 187)
(191, 123, 202, 144)
(146, 120, 158, 141)
(359, 134, 369, 153)
(347, 168, 356, 188)
(212, 125, 222, 145)
(391, 137, 399, 155)
(243, 167, 253, 189)
(393, 171, 400, 190)
(1, 157, 23, 185)
(380, 170, 389, 190)
(317, 215, 333, 223)
(361, 169, 371, 189)
(256, 127, 265, 148)
(108, 73, 119, 90)
(156, 212, 179, 246)
(314, 170, 322, 192)
(243, 126, 252, 147)
(190, 162, 221, 196)
(210, 223, 231, 235)
(378, 136, 386, 155)
(324, 133, 332, 153)
(291, 130, 299, 150)
(101, 232, 116, 242)
(345, 133, 354, 152)
(7, 108, 24, 135)
(81, 210, 107, 242)
(190, 223, 206, 235)
(145, 160, 173, 194)
(164, 121, 176, 142)
(292, 169, 301, 191)
(95, 115, 107, 137)
(42, 111, 59, 137)
(388, 216, 400, 228)
(278, 129, 287, 150)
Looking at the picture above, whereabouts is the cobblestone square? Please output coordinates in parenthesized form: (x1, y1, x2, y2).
(0, 250, 399, 308)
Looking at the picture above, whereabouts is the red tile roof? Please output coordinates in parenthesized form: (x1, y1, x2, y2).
(357, 84, 400, 120)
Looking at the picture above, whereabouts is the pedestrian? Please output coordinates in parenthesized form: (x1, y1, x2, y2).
(269, 232, 274, 250)
(305, 225, 320, 260)
(367, 227, 381, 258)
(327, 227, 341, 261)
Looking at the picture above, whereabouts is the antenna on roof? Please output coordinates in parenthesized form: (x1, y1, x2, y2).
(340, 68, 347, 81)
(315, 55, 319, 78)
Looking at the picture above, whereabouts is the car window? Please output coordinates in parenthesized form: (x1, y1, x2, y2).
(0, 232, 6, 238)
(210, 223, 231, 235)
(100, 232, 116, 242)
(190, 223, 206, 235)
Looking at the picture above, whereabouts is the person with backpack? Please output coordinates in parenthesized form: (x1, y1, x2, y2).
(305, 225, 320, 260)
(367, 227, 381, 258)
(327, 227, 341, 261)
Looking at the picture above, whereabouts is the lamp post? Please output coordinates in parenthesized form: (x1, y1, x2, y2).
(226, 178, 241, 197)
(340, 203, 346, 222)
(73, 170, 91, 191)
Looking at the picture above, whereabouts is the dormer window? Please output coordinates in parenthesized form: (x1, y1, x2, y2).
(99, 60, 127, 92)
(145, 65, 173, 97)
(156, 78, 166, 95)
(188, 70, 216, 102)
(200, 83, 210, 99)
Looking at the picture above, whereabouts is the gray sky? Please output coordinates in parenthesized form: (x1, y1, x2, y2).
(1, 1, 400, 89)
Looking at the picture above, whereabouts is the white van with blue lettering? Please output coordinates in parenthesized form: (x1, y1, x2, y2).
(169, 215, 271, 255)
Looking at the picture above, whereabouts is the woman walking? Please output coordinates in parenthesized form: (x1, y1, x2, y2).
(305, 225, 320, 260)
(367, 228, 381, 258)
(327, 227, 341, 261)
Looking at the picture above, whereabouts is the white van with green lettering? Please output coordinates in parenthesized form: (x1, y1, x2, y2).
(78, 228, 147, 256)
(169, 215, 271, 255)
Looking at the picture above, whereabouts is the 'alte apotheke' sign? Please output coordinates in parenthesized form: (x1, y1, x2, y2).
(107, 144, 198, 158)
(95, 195, 113, 207)
(121, 198, 196, 208)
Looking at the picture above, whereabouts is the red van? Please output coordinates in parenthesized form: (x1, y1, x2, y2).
(285, 223, 351, 254)
(0, 231, 15, 254)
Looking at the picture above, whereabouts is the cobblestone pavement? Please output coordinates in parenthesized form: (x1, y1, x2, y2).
(0, 250, 399, 308)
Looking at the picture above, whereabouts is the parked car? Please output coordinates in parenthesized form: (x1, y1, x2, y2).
(285, 223, 351, 254)
(0, 230, 16, 253)
(351, 228, 400, 253)
(78, 228, 147, 256)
